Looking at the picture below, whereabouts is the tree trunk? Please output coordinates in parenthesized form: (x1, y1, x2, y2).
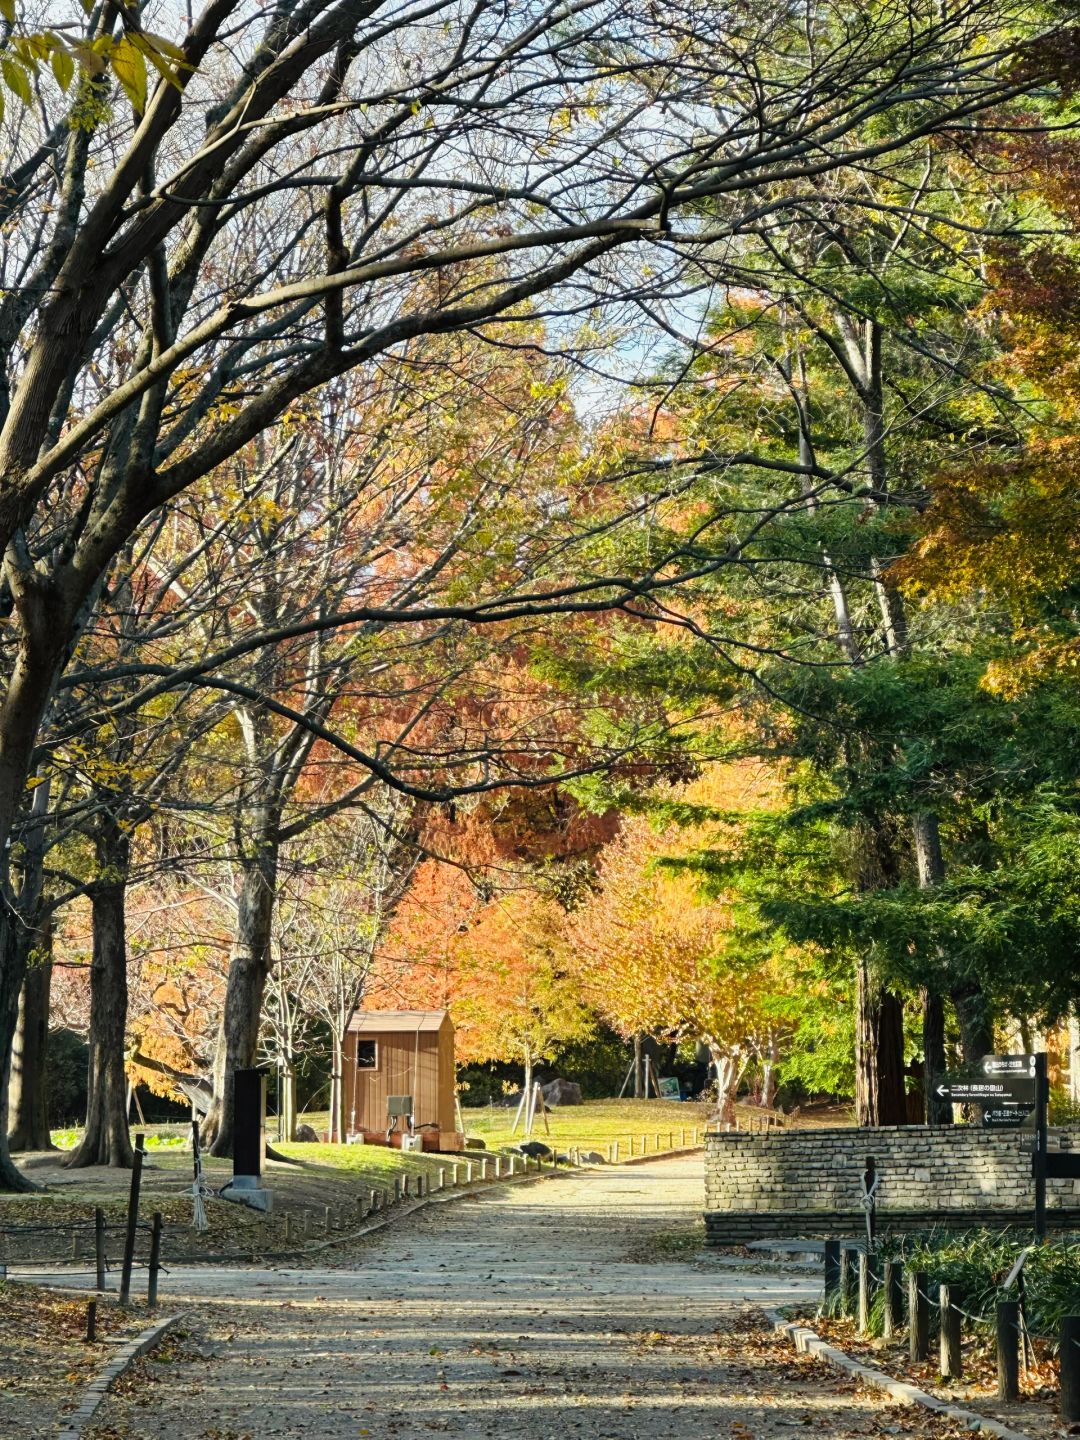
(911, 810, 951, 1125)
(760, 1033, 778, 1109)
(855, 959, 907, 1127)
(67, 818, 133, 1169)
(283, 1064, 296, 1142)
(922, 989, 949, 1124)
(709, 1046, 745, 1125)
(329, 1031, 344, 1144)
(205, 819, 279, 1156)
(7, 933, 54, 1152)
(633, 1033, 643, 1099)
(952, 981, 995, 1066)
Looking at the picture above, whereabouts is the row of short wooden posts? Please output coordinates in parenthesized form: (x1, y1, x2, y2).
(602, 1128, 699, 1162)
(823, 1239, 1080, 1420)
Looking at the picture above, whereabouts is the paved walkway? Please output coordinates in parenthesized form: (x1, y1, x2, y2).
(82, 1156, 932, 1439)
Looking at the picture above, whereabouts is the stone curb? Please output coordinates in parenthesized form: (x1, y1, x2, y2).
(765, 1310, 1036, 1440)
(56, 1310, 184, 1439)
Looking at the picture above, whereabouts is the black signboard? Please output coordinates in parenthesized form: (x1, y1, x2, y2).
(936, 1055, 1037, 1107)
(935, 1077, 1035, 1105)
(982, 1105, 1035, 1129)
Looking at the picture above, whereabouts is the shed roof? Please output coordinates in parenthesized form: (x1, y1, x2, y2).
(347, 1009, 449, 1035)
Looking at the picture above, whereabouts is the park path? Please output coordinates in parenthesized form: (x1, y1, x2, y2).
(82, 1155, 944, 1440)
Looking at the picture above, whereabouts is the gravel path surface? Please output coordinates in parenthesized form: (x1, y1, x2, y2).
(82, 1154, 968, 1439)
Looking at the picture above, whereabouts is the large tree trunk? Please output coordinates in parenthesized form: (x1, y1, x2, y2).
(912, 810, 951, 1125)
(0, 771, 56, 1190)
(204, 817, 278, 1157)
(633, 1033, 643, 1099)
(7, 933, 54, 1152)
(952, 981, 995, 1065)
(67, 818, 133, 1169)
(855, 959, 907, 1126)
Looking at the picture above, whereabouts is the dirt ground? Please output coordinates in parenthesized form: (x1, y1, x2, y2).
(0, 1280, 149, 1436)
(78, 1154, 992, 1440)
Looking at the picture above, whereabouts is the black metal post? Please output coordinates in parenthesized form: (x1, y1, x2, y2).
(147, 1211, 163, 1308)
(1062, 1316, 1080, 1422)
(119, 1133, 145, 1307)
(909, 1269, 930, 1361)
(996, 1300, 1020, 1401)
(1034, 1052, 1048, 1241)
(882, 1260, 901, 1340)
(94, 1207, 106, 1291)
(85, 1299, 97, 1343)
(839, 1248, 852, 1317)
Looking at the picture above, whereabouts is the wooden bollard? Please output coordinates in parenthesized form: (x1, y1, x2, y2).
(369, 1188, 378, 1211)
(465, 1161, 473, 1183)
(438, 1167, 446, 1190)
(119, 1133, 145, 1307)
(324, 1205, 333, 1233)
(940, 1285, 962, 1379)
(882, 1260, 902, 1339)
(909, 1270, 930, 1361)
(680, 1128, 686, 1147)
(612, 1140, 619, 1163)
(402, 1176, 411, 1200)
(94, 1208, 106, 1292)
(85, 1299, 97, 1343)
(302, 1209, 311, 1237)
(147, 1212, 163, 1308)
(996, 1300, 1020, 1401)
(480, 1158, 488, 1181)
(494, 1156, 502, 1179)
(394, 1176, 403, 1203)
(857, 1251, 873, 1334)
(1061, 1316, 1080, 1421)
(824, 1240, 841, 1309)
(667, 1131, 673, 1151)
(640, 1132, 647, 1154)
(838, 1248, 851, 1316)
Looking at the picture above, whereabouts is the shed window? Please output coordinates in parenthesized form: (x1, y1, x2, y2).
(356, 1040, 377, 1069)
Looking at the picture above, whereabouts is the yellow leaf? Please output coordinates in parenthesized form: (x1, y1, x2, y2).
(51, 46, 73, 92)
(143, 31, 188, 64)
(112, 34, 146, 113)
(0, 0, 14, 24)
(1, 56, 30, 105)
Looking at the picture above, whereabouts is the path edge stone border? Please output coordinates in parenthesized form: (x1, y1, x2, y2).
(56, 1309, 184, 1439)
(765, 1309, 1036, 1440)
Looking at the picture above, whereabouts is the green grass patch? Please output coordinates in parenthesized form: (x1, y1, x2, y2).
(458, 1096, 709, 1151)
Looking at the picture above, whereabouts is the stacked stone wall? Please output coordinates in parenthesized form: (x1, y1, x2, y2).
(703, 1125, 1080, 1244)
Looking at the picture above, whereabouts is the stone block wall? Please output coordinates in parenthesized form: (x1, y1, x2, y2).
(703, 1125, 1080, 1244)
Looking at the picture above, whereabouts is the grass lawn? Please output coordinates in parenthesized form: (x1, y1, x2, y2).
(458, 1097, 710, 1153)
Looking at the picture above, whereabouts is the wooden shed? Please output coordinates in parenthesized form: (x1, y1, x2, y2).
(342, 1010, 462, 1151)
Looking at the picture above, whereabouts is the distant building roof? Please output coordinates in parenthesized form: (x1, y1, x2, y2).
(347, 1009, 450, 1034)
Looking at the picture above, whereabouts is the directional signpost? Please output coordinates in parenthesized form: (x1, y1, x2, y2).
(934, 1054, 1077, 1236)
(935, 1055, 1036, 1129)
